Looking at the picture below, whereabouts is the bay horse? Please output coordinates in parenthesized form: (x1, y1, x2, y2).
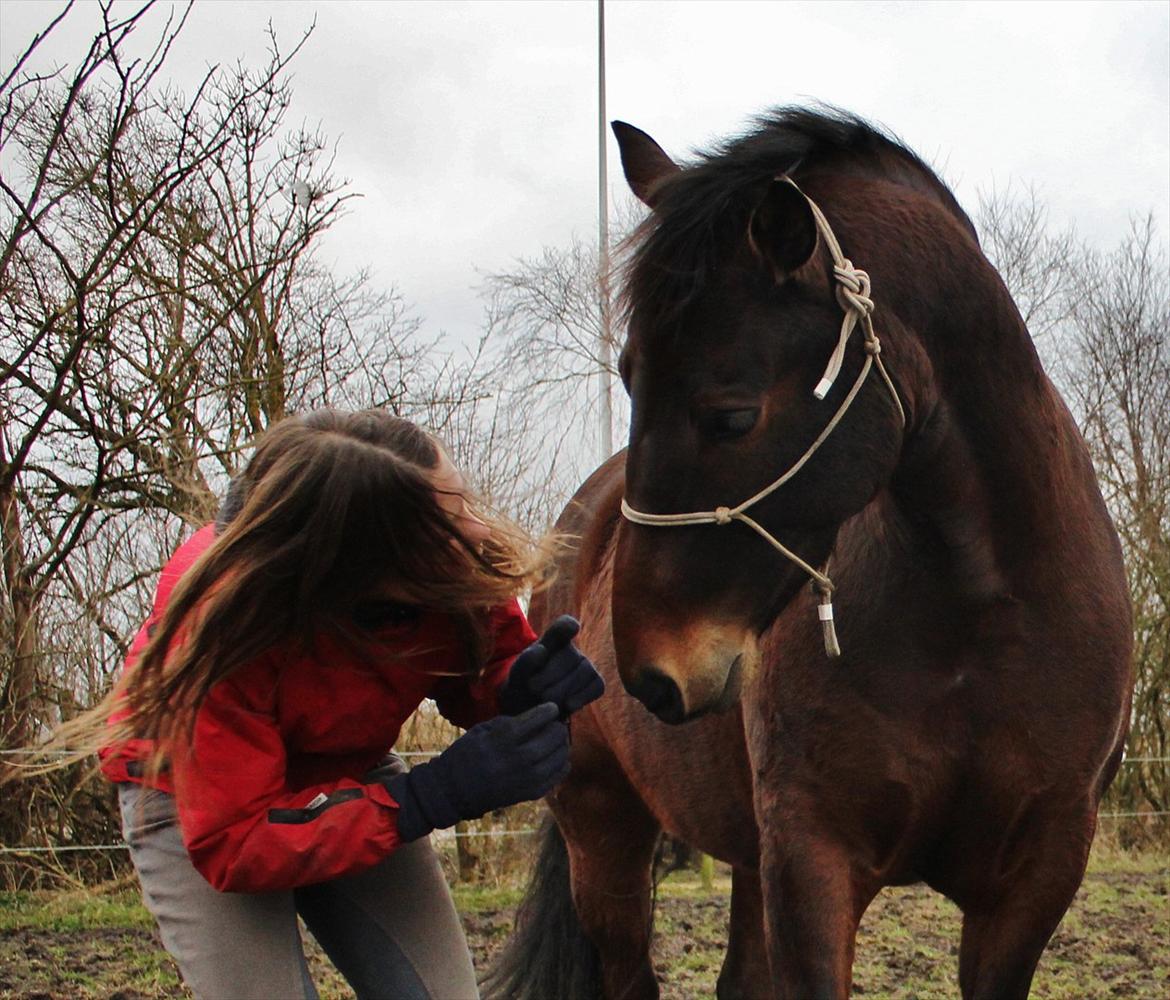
(484, 108, 1132, 1000)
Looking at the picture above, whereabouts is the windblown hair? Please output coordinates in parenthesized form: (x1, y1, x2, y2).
(22, 409, 555, 776)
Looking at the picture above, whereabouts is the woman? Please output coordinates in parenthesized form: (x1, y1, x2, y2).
(91, 408, 603, 999)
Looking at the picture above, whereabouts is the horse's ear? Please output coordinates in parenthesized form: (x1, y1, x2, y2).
(612, 121, 680, 209)
(748, 179, 819, 279)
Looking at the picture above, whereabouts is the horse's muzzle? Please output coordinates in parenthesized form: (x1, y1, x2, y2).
(622, 651, 746, 724)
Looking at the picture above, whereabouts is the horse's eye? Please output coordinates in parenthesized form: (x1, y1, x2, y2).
(698, 407, 761, 440)
(352, 601, 421, 631)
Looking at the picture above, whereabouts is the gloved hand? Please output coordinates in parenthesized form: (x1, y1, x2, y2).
(386, 703, 569, 842)
(499, 615, 605, 718)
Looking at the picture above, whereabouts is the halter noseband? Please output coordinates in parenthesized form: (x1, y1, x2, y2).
(620, 177, 906, 658)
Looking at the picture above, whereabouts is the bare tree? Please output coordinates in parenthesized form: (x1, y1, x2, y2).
(976, 182, 1078, 346)
(472, 202, 646, 530)
(0, 4, 467, 864)
(1063, 218, 1169, 840)
(1, 0, 235, 769)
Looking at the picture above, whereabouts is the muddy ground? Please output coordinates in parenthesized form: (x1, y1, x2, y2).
(2, 867, 1167, 998)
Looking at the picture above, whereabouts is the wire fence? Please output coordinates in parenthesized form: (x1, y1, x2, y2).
(1, 752, 1165, 858)
(0, 829, 542, 856)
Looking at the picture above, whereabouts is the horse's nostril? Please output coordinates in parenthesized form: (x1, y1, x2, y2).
(626, 667, 686, 725)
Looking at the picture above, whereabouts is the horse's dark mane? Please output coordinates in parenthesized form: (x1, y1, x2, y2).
(621, 106, 977, 329)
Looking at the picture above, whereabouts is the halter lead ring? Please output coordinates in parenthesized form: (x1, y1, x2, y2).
(620, 177, 906, 658)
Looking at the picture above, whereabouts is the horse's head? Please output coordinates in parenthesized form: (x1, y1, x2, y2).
(610, 119, 908, 723)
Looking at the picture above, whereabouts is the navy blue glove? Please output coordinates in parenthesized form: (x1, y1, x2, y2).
(386, 703, 569, 842)
(499, 615, 605, 718)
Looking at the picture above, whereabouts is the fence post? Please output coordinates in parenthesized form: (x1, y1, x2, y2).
(700, 853, 714, 891)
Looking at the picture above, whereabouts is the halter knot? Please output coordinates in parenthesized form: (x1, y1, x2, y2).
(714, 506, 733, 525)
(865, 336, 882, 355)
(833, 262, 874, 318)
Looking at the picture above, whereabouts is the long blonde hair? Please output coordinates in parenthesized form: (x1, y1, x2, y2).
(20, 409, 555, 774)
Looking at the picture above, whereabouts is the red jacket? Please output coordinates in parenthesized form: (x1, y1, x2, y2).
(100, 524, 536, 893)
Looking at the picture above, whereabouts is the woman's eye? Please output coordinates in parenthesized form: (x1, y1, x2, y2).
(352, 601, 421, 631)
(698, 407, 760, 440)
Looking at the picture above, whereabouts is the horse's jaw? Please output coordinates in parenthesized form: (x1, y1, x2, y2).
(614, 618, 762, 723)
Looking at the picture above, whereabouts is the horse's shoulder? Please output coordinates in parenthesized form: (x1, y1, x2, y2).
(553, 450, 626, 539)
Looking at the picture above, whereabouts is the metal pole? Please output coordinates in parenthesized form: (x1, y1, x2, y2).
(597, 0, 613, 460)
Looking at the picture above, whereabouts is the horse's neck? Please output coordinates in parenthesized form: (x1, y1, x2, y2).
(822, 178, 1124, 664)
(833, 390, 1048, 657)
(865, 195, 1094, 559)
(829, 175, 1083, 556)
(889, 302, 1111, 613)
(889, 396, 1013, 606)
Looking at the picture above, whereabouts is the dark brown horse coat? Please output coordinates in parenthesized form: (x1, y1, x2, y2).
(486, 109, 1132, 1000)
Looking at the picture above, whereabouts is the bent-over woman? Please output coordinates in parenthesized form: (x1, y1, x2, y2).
(92, 409, 603, 998)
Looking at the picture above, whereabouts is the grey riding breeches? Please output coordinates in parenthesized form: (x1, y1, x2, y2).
(118, 780, 478, 1000)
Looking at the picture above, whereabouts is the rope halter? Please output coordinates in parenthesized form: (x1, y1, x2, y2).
(620, 177, 906, 658)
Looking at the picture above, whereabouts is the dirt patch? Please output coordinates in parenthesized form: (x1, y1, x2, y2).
(2, 869, 1166, 998)
(1, 926, 173, 999)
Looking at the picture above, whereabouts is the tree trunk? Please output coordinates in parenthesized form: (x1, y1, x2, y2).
(0, 436, 40, 750)
(455, 820, 481, 882)
(0, 434, 41, 841)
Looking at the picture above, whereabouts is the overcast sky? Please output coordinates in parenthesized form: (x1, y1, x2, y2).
(3, 0, 1168, 346)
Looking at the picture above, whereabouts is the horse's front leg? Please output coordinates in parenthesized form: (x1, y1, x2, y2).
(956, 795, 1096, 1000)
(755, 814, 878, 1000)
(717, 865, 771, 1000)
(550, 735, 662, 1000)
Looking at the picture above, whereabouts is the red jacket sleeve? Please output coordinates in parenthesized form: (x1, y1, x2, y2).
(171, 656, 404, 893)
(430, 599, 537, 729)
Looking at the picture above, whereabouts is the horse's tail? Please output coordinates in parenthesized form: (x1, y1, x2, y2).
(480, 817, 601, 1000)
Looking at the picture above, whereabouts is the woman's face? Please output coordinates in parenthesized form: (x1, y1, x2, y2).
(430, 449, 491, 547)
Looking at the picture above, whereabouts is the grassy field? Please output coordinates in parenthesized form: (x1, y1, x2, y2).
(1, 847, 1166, 998)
